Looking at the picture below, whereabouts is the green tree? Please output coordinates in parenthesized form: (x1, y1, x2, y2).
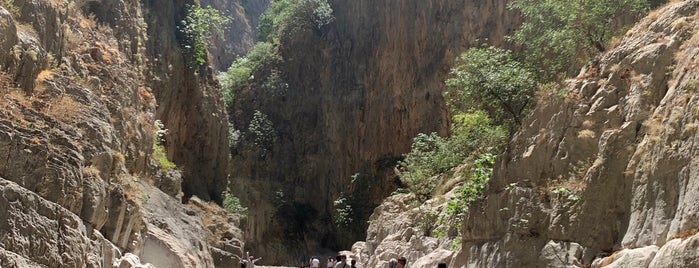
(445, 47, 537, 127)
(180, 5, 231, 65)
(257, 0, 334, 42)
(248, 110, 277, 151)
(508, 0, 649, 80)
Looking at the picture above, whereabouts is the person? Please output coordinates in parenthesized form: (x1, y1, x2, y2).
(388, 258, 398, 268)
(310, 256, 320, 268)
(335, 255, 350, 268)
(327, 256, 336, 268)
(438, 263, 447, 268)
(397, 257, 407, 268)
(240, 251, 262, 268)
(350, 259, 357, 268)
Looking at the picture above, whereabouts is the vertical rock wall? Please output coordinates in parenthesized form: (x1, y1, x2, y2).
(455, 1, 699, 267)
(230, 0, 517, 263)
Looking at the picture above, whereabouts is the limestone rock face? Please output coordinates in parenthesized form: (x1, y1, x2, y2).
(142, 0, 230, 201)
(450, 1, 699, 267)
(351, 193, 455, 268)
(0, 0, 241, 266)
(230, 0, 516, 262)
(139, 183, 215, 268)
(0, 178, 119, 267)
(201, 0, 270, 71)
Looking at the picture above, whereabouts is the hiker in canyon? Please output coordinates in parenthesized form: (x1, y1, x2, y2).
(241, 251, 262, 268)
(310, 256, 320, 268)
(388, 258, 397, 268)
(397, 257, 407, 268)
(335, 255, 350, 268)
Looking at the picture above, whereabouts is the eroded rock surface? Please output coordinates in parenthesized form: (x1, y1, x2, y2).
(455, 1, 699, 267)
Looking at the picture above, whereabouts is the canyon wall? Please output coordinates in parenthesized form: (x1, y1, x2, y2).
(355, 1, 699, 267)
(458, 1, 699, 266)
(229, 0, 517, 263)
(0, 0, 243, 266)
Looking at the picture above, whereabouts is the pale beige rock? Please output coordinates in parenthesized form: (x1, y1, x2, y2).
(446, 1, 699, 267)
(0, 178, 115, 267)
(139, 183, 215, 268)
(648, 233, 699, 268)
(592, 245, 658, 268)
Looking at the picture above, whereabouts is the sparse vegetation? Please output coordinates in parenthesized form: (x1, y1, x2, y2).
(219, 42, 275, 106)
(222, 190, 248, 219)
(437, 153, 496, 237)
(180, 5, 231, 65)
(153, 120, 176, 169)
(1, 0, 20, 17)
(551, 187, 581, 201)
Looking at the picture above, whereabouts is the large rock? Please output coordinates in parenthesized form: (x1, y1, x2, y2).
(0, 178, 115, 267)
(139, 183, 216, 268)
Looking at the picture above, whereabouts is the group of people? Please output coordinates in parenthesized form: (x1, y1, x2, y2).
(240, 252, 447, 267)
(387, 257, 407, 268)
(305, 254, 355, 268)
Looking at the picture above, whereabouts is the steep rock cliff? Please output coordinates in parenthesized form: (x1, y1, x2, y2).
(0, 0, 242, 265)
(230, 0, 516, 263)
(201, 0, 269, 71)
(454, 1, 699, 267)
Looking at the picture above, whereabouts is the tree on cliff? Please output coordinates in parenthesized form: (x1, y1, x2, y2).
(445, 46, 537, 127)
(509, 0, 649, 80)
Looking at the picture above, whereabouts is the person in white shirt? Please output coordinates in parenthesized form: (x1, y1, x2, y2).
(335, 255, 349, 268)
(327, 256, 336, 268)
(310, 256, 320, 268)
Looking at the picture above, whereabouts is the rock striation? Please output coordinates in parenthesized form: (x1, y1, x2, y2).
(0, 0, 244, 266)
(230, 0, 517, 262)
(453, 1, 699, 267)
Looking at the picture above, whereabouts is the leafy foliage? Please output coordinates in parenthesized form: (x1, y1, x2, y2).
(399, 111, 506, 202)
(508, 0, 649, 80)
(222, 190, 248, 219)
(220, 42, 275, 106)
(333, 173, 373, 229)
(438, 153, 496, 236)
(257, 0, 334, 42)
(152, 120, 176, 169)
(446, 47, 537, 127)
(180, 5, 231, 65)
(248, 110, 278, 151)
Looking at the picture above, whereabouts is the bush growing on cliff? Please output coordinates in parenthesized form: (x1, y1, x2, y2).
(248, 110, 278, 151)
(222, 190, 247, 219)
(220, 42, 274, 106)
(257, 0, 334, 42)
(446, 46, 537, 128)
(437, 153, 496, 237)
(180, 5, 231, 65)
(399, 111, 506, 202)
(508, 0, 649, 80)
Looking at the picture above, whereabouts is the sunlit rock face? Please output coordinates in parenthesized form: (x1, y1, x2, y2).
(454, 1, 699, 267)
